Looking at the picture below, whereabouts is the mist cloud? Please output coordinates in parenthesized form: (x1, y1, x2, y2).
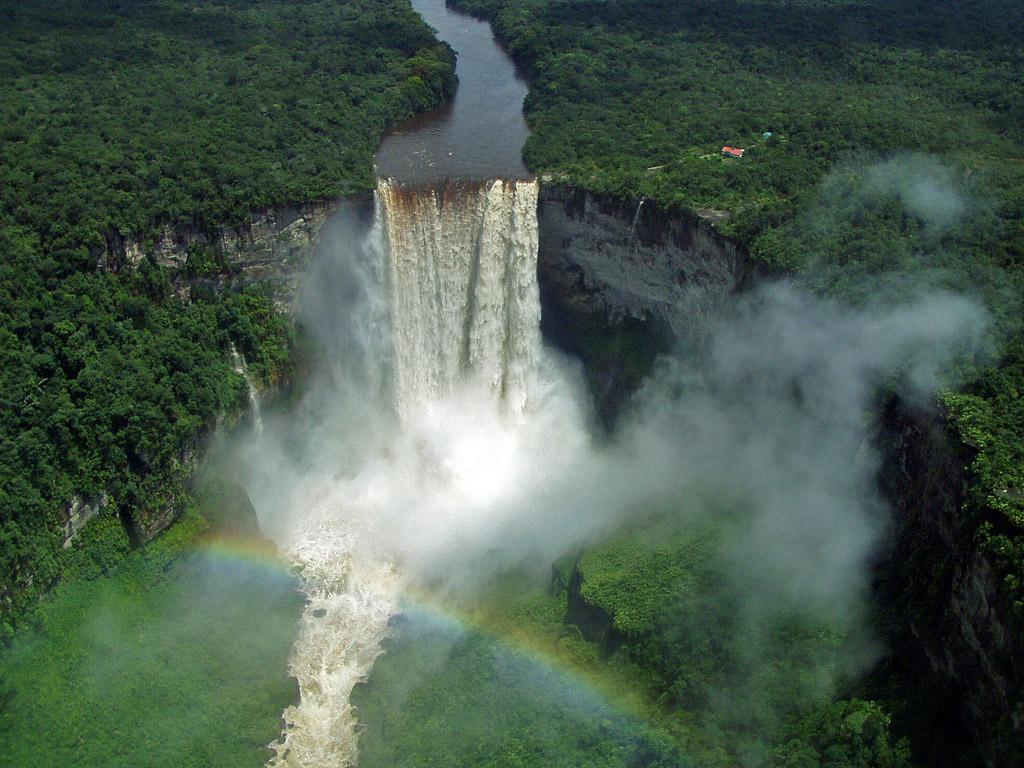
(864, 154, 967, 232)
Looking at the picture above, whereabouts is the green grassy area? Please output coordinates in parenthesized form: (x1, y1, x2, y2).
(356, 518, 909, 768)
(0, 511, 302, 768)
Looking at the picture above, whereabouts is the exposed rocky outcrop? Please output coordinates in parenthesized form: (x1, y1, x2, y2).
(535, 183, 756, 424)
(62, 467, 193, 551)
(194, 476, 264, 540)
(69, 198, 373, 549)
(876, 398, 1023, 767)
(94, 200, 349, 309)
(537, 184, 757, 343)
(562, 560, 620, 652)
(61, 493, 108, 548)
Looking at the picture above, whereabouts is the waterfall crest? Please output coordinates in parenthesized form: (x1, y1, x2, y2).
(377, 178, 542, 414)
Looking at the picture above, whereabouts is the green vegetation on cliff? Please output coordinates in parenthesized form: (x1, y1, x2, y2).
(0, 0, 456, 633)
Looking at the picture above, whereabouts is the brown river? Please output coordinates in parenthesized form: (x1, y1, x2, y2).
(374, 0, 531, 182)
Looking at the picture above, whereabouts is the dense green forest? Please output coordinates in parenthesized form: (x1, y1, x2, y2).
(451, 0, 1024, 625)
(0, 0, 455, 633)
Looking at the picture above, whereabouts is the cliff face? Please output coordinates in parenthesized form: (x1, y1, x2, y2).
(94, 200, 350, 309)
(536, 182, 740, 653)
(537, 184, 756, 343)
(562, 560, 621, 651)
(535, 183, 756, 424)
(876, 399, 1023, 767)
(72, 200, 362, 549)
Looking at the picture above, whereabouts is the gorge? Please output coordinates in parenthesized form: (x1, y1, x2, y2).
(205, 2, 1013, 765)
(1, 1, 1019, 766)
(263, 176, 548, 765)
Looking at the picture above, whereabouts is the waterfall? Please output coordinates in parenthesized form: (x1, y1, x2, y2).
(230, 343, 264, 433)
(377, 178, 542, 414)
(628, 197, 645, 248)
(267, 177, 545, 767)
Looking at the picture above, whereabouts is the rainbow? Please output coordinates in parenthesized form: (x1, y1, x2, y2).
(193, 534, 671, 751)
(379, 585, 664, 727)
(194, 535, 293, 572)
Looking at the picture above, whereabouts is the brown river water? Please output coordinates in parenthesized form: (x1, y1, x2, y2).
(374, 0, 531, 182)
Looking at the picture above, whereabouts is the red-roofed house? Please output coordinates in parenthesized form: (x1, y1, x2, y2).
(722, 146, 745, 158)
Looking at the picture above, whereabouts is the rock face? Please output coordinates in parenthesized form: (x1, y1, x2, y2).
(877, 398, 1023, 768)
(194, 476, 264, 540)
(536, 184, 757, 344)
(535, 183, 756, 424)
(75, 198, 376, 549)
(94, 200, 347, 309)
(562, 561, 620, 651)
(61, 494, 108, 548)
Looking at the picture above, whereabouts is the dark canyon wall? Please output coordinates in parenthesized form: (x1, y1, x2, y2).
(537, 184, 756, 343)
(536, 183, 758, 424)
(877, 399, 1023, 767)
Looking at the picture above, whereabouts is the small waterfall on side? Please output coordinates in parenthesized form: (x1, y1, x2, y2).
(268, 178, 544, 767)
(230, 343, 264, 433)
(627, 197, 645, 249)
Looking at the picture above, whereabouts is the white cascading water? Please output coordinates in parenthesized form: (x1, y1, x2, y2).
(627, 197, 645, 249)
(268, 521, 398, 767)
(230, 343, 264, 434)
(268, 178, 544, 766)
(379, 178, 542, 413)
